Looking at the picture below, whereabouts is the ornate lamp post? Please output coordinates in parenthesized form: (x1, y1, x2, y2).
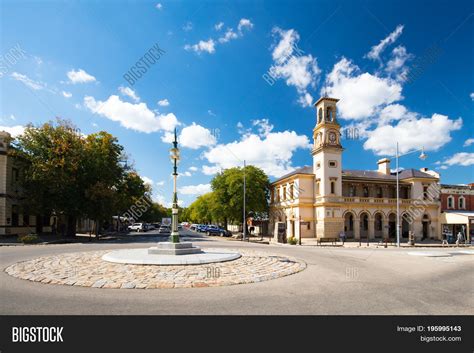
(170, 128, 180, 243)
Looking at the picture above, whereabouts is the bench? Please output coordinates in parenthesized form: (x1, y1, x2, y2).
(316, 237, 339, 246)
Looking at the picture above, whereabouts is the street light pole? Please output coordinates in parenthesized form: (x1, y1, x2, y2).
(170, 128, 180, 243)
(243, 159, 247, 241)
(393, 143, 427, 248)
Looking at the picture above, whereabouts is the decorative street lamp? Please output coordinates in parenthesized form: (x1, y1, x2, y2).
(394, 143, 427, 247)
(169, 128, 180, 243)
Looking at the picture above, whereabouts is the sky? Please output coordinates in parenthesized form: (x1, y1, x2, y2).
(1, 0, 473, 207)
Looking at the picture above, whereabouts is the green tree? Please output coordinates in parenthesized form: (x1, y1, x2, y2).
(13, 120, 86, 236)
(211, 166, 270, 228)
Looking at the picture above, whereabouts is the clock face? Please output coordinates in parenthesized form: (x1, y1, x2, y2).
(328, 131, 337, 144)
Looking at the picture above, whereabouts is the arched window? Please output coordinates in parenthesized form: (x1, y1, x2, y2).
(318, 108, 323, 123)
(330, 181, 335, 194)
(459, 196, 465, 209)
(447, 195, 454, 209)
(326, 107, 332, 121)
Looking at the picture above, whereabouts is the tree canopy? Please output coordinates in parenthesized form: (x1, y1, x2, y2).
(183, 165, 270, 226)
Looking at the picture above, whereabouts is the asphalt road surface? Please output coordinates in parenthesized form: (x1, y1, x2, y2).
(1, 229, 472, 315)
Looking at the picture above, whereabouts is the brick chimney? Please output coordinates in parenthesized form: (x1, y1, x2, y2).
(377, 158, 391, 175)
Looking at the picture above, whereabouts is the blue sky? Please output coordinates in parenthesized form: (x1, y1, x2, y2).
(1, 0, 473, 207)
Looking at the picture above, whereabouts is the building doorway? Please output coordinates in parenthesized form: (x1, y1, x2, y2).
(388, 213, 396, 238)
(344, 212, 354, 238)
(374, 212, 383, 238)
(422, 214, 430, 240)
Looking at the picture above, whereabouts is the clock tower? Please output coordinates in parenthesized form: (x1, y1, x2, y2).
(312, 97, 344, 238)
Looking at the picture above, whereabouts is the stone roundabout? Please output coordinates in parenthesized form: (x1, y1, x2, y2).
(5, 248, 306, 289)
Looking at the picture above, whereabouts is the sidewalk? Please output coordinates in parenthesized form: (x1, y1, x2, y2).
(271, 237, 473, 249)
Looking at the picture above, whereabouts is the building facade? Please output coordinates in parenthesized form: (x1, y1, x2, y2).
(439, 184, 474, 242)
(0, 131, 48, 236)
(269, 97, 442, 242)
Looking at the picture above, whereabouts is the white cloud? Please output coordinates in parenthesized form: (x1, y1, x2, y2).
(203, 129, 310, 178)
(180, 171, 192, 177)
(179, 183, 211, 195)
(67, 69, 96, 84)
(141, 176, 154, 185)
(269, 27, 320, 108)
(366, 24, 404, 61)
(11, 72, 46, 90)
(440, 152, 474, 167)
(364, 113, 463, 155)
(0, 125, 25, 137)
(208, 109, 216, 116)
(202, 165, 221, 175)
(470, 92, 474, 100)
(189, 166, 198, 172)
(238, 18, 253, 32)
(184, 39, 215, 54)
(62, 91, 72, 98)
(218, 28, 238, 43)
(157, 98, 170, 106)
(155, 3, 162, 10)
(118, 86, 140, 102)
(186, 18, 253, 54)
(84, 95, 179, 133)
(156, 180, 165, 186)
(463, 138, 474, 147)
(325, 57, 403, 120)
(385, 45, 412, 81)
(178, 123, 216, 149)
(252, 118, 274, 137)
(377, 103, 417, 125)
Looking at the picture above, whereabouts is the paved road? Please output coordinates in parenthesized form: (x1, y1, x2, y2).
(1, 229, 472, 315)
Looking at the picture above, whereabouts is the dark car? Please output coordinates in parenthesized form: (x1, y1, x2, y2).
(206, 226, 231, 237)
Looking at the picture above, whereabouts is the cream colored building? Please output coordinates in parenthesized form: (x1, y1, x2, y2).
(269, 97, 441, 242)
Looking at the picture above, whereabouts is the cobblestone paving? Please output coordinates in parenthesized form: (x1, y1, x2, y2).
(5, 249, 306, 289)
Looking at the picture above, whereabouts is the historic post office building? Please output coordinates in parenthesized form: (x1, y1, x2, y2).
(269, 97, 441, 242)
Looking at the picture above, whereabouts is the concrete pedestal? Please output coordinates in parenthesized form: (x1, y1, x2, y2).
(148, 242, 203, 255)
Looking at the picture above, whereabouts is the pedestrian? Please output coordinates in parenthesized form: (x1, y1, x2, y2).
(339, 230, 346, 245)
(456, 231, 464, 247)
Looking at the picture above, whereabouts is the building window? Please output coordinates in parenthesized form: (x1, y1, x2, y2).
(12, 168, 19, 184)
(349, 185, 355, 197)
(329, 160, 337, 168)
(315, 180, 320, 195)
(447, 195, 454, 209)
(377, 187, 383, 198)
(363, 186, 369, 198)
(316, 162, 321, 169)
(326, 107, 332, 121)
(330, 181, 335, 194)
(282, 186, 287, 200)
(289, 183, 294, 199)
(11, 205, 19, 226)
(23, 213, 29, 226)
(423, 186, 428, 200)
(459, 196, 465, 209)
(318, 108, 323, 123)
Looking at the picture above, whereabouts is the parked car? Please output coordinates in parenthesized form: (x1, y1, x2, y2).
(196, 224, 208, 232)
(128, 223, 146, 232)
(190, 224, 198, 231)
(158, 225, 171, 233)
(147, 224, 156, 231)
(206, 227, 231, 237)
